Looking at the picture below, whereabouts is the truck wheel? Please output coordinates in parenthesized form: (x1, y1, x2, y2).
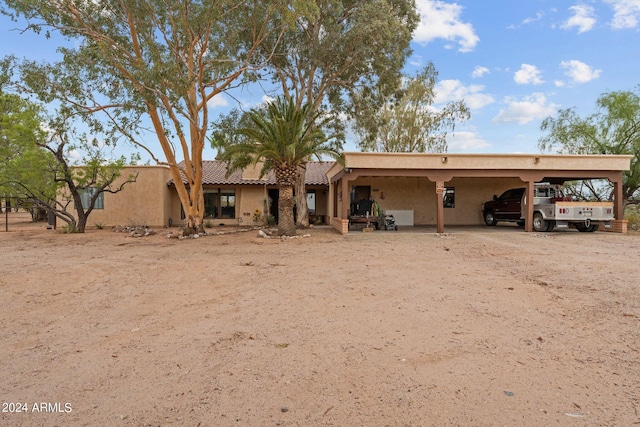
(484, 211, 497, 226)
(533, 212, 548, 232)
(587, 224, 599, 232)
(575, 223, 587, 232)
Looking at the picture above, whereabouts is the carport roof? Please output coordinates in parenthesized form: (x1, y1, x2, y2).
(327, 152, 632, 182)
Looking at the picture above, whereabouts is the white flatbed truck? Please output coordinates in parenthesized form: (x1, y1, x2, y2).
(525, 184, 614, 232)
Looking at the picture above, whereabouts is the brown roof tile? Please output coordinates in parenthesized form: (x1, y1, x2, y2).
(170, 160, 334, 186)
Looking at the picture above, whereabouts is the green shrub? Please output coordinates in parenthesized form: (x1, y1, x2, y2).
(61, 223, 78, 234)
(625, 204, 640, 231)
(204, 220, 213, 228)
(95, 222, 105, 229)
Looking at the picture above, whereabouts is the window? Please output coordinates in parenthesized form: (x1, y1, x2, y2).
(220, 190, 235, 218)
(183, 189, 235, 219)
(307, 191, 316, 214)
(443, 187, 455, 208)
(80, 187, 103, 209)
(204, 192, 218, 218)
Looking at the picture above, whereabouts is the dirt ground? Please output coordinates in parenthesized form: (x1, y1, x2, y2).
(1, 212, 639, 427)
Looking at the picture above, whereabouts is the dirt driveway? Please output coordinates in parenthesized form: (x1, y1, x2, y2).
(1, 216, 639, 426)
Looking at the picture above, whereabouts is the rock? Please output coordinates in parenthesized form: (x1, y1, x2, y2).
(258, 230, 268, 238)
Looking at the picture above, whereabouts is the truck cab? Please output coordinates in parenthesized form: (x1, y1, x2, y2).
(482, 188, 525, 226)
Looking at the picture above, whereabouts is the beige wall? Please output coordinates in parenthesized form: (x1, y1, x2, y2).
(344, 177, 524, 225)
(237, 186, 269, 226)
(63, 163, 330, 228)
(82, 166, 173, 227)
(170, 184, 328, 228)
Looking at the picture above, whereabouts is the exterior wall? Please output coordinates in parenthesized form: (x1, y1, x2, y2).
(169, 184, 325, 227)
(237, 186, 269, 226)
(167, 190, 183, 227)
(443, 177, 524, 225)
(81, 166, 172, 227)
(344, 176, 524, 225)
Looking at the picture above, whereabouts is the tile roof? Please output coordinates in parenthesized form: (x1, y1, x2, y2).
(170, 160, 335, 186)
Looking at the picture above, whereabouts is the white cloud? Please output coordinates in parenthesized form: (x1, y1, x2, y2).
(261, 95, 275, 105)
(561, 59, 602, 83)
(493, 93, 558, 124)
(435, 80, 495, 110)
(604, 0, 640, 29)
(507, 11, 545, 30)
(471, 66, 490, 78)
(207, 94, 229, 109)
(413, 0, 479, 52)
(514, 64, 544, 85)
(554, 80, 566, 87)
(561, 4, 597, 33)
(447, 131, 491, 152)
(67, 148, 82, 164)
(523, 11, 545, 25)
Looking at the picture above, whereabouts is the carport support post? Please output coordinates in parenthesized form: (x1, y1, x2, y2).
(524, 180, 535, 232)
(614, 178, 624, 220)
(436, 181, 445, 233)
(341, 176, 350, 220)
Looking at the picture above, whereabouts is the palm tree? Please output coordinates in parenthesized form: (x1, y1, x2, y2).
(215, 97, 342, 236)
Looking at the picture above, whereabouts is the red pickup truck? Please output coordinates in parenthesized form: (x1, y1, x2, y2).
(482, 188, 526, 227)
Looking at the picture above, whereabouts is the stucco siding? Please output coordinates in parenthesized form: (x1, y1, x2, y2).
(76, 166, 172, 227)
(345, 177, 524, 226)
(237, 186, 269, 226)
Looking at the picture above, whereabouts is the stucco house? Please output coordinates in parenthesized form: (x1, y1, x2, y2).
(82, 160, 333, 228)
(78, 153, 632, 233)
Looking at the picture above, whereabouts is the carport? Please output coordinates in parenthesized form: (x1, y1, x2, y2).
(326, 153, 632, 234)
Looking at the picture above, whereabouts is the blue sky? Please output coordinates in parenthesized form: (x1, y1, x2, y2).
(1, 0, 639, 161)
(411, 0, 640, 154)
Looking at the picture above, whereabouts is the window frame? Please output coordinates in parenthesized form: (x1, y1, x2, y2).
(80, 187, 104, 210)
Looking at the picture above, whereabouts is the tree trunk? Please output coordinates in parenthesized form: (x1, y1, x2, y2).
(278, 184, 296, 236)
(183, 199, 205, 236)
(295, 164, 309, 228)
(76, 213, 87, 233)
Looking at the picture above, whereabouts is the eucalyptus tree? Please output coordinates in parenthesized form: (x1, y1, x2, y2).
(2, 0, 315, 235)
(355, 62, 470, 153)
(540, 88, 640, 201)
(255, 0, 419, 227)
(214, 97, 342, 236)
